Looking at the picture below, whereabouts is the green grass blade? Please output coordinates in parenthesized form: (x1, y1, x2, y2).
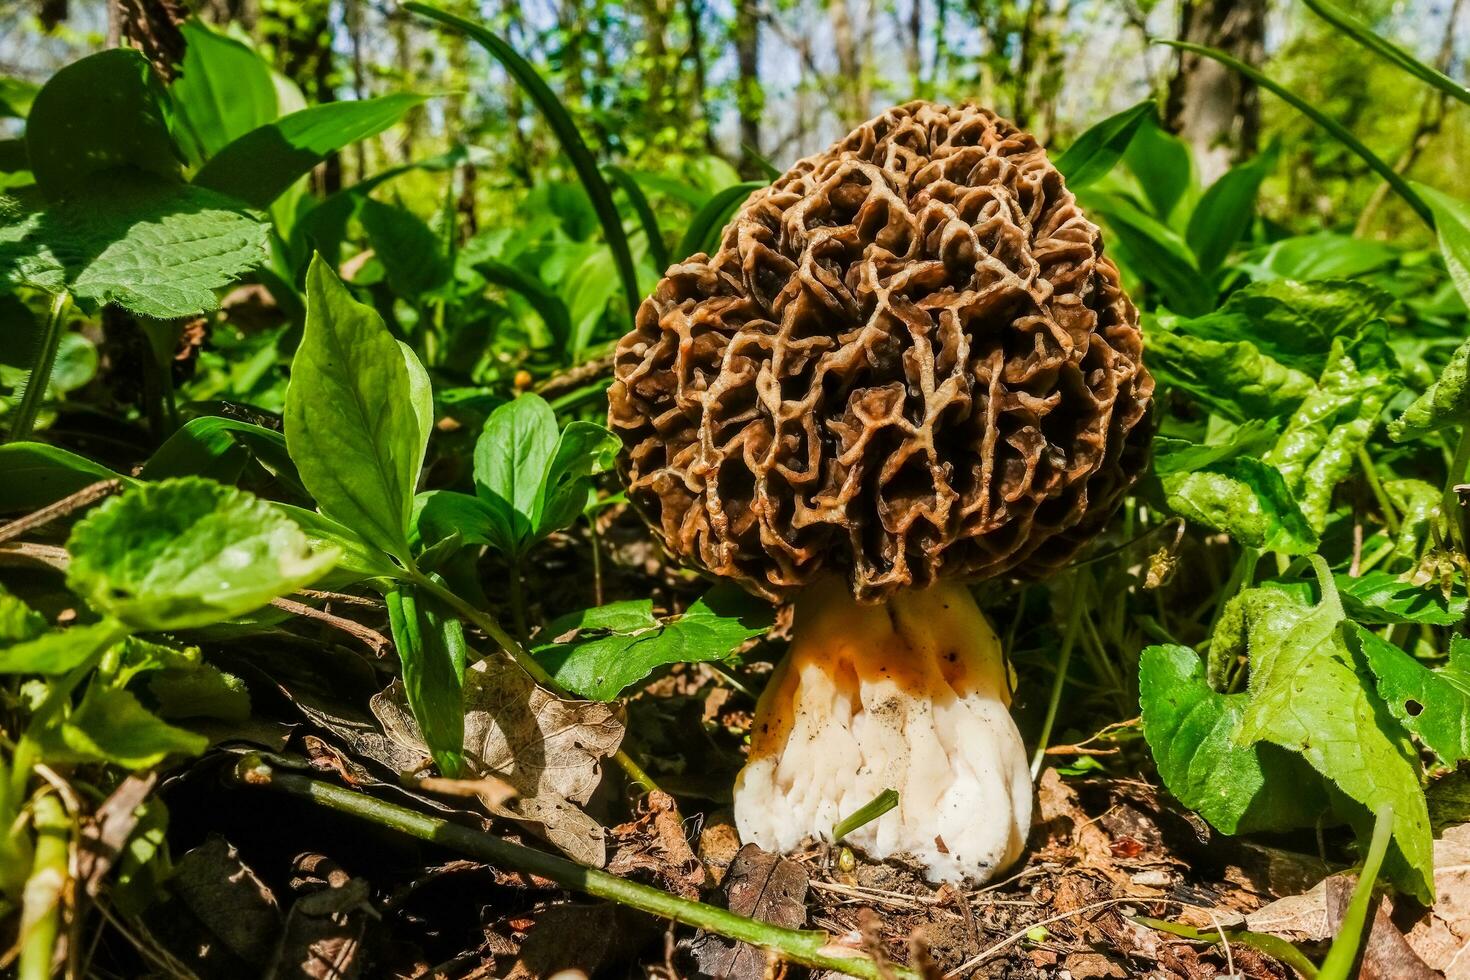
(677, 180, 766, 260)
(832, 789, 899, 842)
(1301, 0, 1470, 107)
(405, 2, 642, 331)
(1318, 805, 1394, 980)
(604, 163, 668, 272)
(742, 143, 782, 180)
(1131, 916, 1318, 979)
(1156, 40, 1433, 228)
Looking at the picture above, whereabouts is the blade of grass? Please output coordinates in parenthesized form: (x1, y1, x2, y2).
(233, 755, 915, 980)
(1318, 805, 1394, 980)
(1155, 40, 1433, 227)
(1131, 916, 1318, 979)
(604, 163, 668, 272)
(677, 180, 766, 259)
(1301, 0, 1470, 107)
(832, 789, 898, 842)
(405, 3, 642, 329)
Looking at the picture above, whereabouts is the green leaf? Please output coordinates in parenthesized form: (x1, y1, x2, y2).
(1139, 643, 1330, 833)
(1122, 114, 1192, 221)
(1386, 478, 1442, 561)
(386, 585, 467, 777)
(677, 180, 764, 259)
(534, 586, 773, 701)
(0, 619, 128, 674)
(193, 94, 428, 209)
(1186, 144, 1276, 274)
(359, 197, 451, 301)
(272, 502, 401, 583)
(1161, 457, 1319, 554)
(1152, 419, 1280, 475)
(148, 662, 251, 722)
(0, 587, 46, 643)
(1147, 329, 1316, 422)
(412, 490, 506, 553)
(473, 394, 559, 552)
(42, 687, 207, 769)
(66, 478, 338, 630)
(1054, 100, 1154, 189)
(1235, 559, 1433, 904)
(1240, 233, 1399, 282)
(171, 20, 278, 165)
(140, 416, 304, 496)
(1387, 334, 1470, 442)
(1262, 330, 1399, 530)
(23, 49, 179, 199)
(285, 255, 429, 561)
(0, 77, 38, 120)
(0, 172, 268, 318)
(1301, 0, 1470, 108)
(533, 420, 620, 538)
(1359, 629, 1470, 766)
(1413, 183, 1470, 316)
(1338, 572, 1465, 626)
(1083, 190, 1214, 315)
(0, 443, 134, 513)
(471, 258, 573, 351)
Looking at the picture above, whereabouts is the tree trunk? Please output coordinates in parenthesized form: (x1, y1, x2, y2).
(681, 0, 717, 150)
(1165, 0, 1266, 184)
(733, 0, 762, 176)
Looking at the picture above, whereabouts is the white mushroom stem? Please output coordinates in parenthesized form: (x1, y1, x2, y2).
(733, 578, 1031, 884)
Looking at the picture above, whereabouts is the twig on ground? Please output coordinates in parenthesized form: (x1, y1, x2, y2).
(271, 597, 392, 656)
(0, 480, 121, 545)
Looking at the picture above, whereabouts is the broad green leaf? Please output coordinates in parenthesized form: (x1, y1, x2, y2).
(1236, 560, 1433, 904)
(1186, 144, 1276, 274)
(1083, 190, 1213, 315)
(1386, 478, 1441, 561)
(24, 49, 179, 199)
(66, 478, 338, 630)
(1161, 457, 1318, 554)
(1147, 329, 1316, 422)
(285, 255, 429, 561)
(0, 78, 37, 120)
(1388, 335, 1470, 442)
(1156, 279, 1396, 378)
(412, 490, 509, 553)
(471, 258, 573, 350)
(1122, 114, 1192, 221)
(1054, 100, 1154, 188)
(1139, 643, 1330, 833)
(1337, 572, 1465, 626)
(193, 94, 429, 209)
(1240, 233, 1399, 282)
(0, 172, 268, 318)
(171, 20, 278, 165)
(0, 587, 46, 643)
(0, 443, 134, 513)
(565, 246, 620, 357)
(386, 585, 468, 777)
(473, 394, 559, 552)
(1414, 183, 1470, 310)
(534, 586, 773, 701)
(49, 333, 97, 393)
(0, 619, 127, 674)
(272, 502, 401, 583)
(1263, 330, 1398, 530)
(140, 416, 304, 497)
(677, 180, 765, 259)
(534, 420, 620, 537)
(1359, 629, 1470, 766)
(359, 197, 451, 300)
(42, 687, 207, 769)
(148, 663, 251, 722)
(1152, 418, 1279, 475)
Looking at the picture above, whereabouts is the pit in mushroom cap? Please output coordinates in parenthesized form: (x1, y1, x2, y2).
(608, 101, 1153, 883)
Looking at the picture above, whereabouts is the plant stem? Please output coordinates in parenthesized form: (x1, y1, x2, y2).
(9, 292, 71, 443)
(17, 794, 69, 980)
(233, 756, 911, 980)
(1030, 573, 1086, 779)
(1356, 447, 1400, 537)
(1318, 805, 1394, 980)
(1443, 425, 1470, 554)
(508, 556, 530, 645)
(410, 571, 659, 793)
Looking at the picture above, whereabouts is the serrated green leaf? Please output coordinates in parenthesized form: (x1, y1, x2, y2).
(0, 619, 128, 674)
(1235, 559, 1433, 904)
(1139, 643, 1330, 834)
(1413, 182, 1470, 311)
(284, 255, 428, 562)
(66, 477, 338, 630)
(1388, 333, 1470, 441)
(0, 172, 268, 318)
(1263, 330, 1399, 530)
(1147, 327, 1316, 422)
(24, 49, 179, 199)
(1152, 419, 1280, 475)
(534, 586, 772, 701)
(386, 585, 467, 777)
(1161, 456, 1319, 554)
(194, 94, 429, 209)
(40, 686, 207, 769)
(1359, 629, 1470, 767)
(171, 20, 278, 165)
(1054, 100, 1154, 188)
(1337, 572, 1465, 625)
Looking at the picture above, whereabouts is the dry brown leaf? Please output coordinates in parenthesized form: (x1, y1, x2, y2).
(685, 843, 809, 980)
(607, 790, 705, 899)
(1405, 823, 1470, 978)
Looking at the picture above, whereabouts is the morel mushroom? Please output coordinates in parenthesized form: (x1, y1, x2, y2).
(608, 102, 1152, 883)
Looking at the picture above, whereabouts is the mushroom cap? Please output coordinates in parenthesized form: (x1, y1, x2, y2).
(609, 101, 1154, 603)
